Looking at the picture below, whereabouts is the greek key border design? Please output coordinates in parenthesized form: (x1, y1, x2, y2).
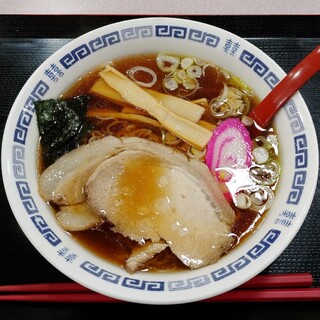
(59, 24, 220, 69)
(80, 229, 280, 292)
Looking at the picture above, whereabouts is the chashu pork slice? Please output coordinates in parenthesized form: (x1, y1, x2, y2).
(38, 135, 122, 205)
(85, 137, 235, 270)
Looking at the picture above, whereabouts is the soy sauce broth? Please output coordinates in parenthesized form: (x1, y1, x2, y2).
(52, 53, 279, 272)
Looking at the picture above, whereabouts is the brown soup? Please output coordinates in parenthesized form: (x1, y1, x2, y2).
(41, 53, 279, 272)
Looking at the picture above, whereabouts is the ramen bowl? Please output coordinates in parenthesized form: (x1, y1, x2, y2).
(1, 17, 318, 305)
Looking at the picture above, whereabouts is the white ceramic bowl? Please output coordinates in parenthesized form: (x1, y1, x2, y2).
(1, 17, 319, 305)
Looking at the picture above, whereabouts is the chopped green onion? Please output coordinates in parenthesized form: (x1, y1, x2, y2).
(173, 69, 187, 84)
(241, 115, 254, 126)
(163, 131, 181, 145)
(163, 77, 179, 91)
(180, 57, 194, 70)
(186, 65, 202, 78)
(186, 146, 206, 159)
(249, 159, 280, 186)
(128, 66, 157, 88)
(235, 192, 251, 209)
(252, 146, 269, 164)
(249, 187, 274, 212)
(156, 53, 180, 73)
(182, 77, 198, 90)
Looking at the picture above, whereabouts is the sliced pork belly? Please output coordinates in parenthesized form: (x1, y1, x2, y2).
(85, 137, 235, 270)
(56, 203, 102, 231)
(38, 135, 235, 270)
(38, 135, 122, 205)
(126, 242, 169, 273)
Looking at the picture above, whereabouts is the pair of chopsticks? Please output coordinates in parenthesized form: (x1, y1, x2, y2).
(0, 273, 318, 303)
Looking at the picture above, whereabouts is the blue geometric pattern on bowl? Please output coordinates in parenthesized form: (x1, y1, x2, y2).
(59, 24, 220, 69)
(78, 229, 281, 292)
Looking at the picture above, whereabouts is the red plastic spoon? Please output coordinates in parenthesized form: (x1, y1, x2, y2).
(248, 45, 320, 129)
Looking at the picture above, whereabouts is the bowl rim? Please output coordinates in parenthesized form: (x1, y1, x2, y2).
(1, 16, 319, 305)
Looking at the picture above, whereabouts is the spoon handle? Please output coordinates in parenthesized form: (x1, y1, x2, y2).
(248, 45, 320, 129)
